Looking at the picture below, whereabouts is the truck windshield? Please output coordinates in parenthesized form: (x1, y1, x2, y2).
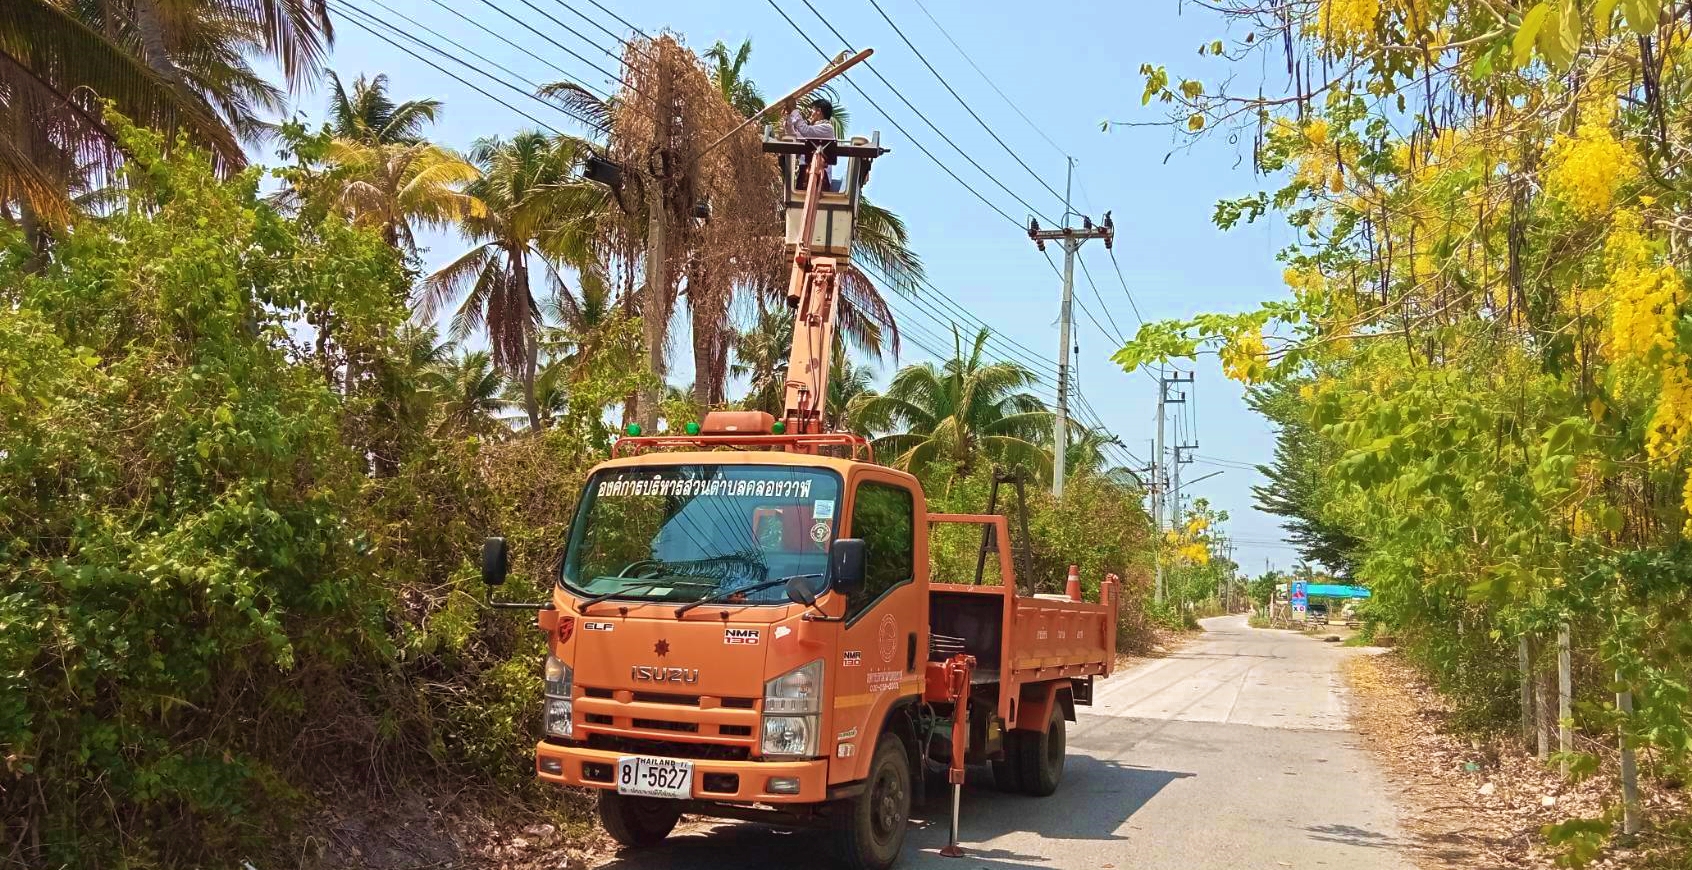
(562, 464, 842, 605)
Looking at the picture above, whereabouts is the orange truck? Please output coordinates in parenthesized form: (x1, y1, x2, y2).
(476, 65, 1121, 869)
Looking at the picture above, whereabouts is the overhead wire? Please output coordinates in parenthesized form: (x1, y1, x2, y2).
(795, 0, 1056, 225)
(330, 1, 599, 135)
(411, 0, 610, 101)
(907, 0, 1069, 160)
(470, 0, 639, 98)
(764, 0, 1045, 229)
(1105, 246, 1148, 325)
(580, 0, 649, 39)
(862, 0, 1067, 207)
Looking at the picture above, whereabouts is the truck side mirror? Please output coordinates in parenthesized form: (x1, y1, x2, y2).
(481, 537, 509, 587)
(830, 538, 866, 596)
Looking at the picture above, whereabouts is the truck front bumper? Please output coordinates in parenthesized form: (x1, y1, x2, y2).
(535, 742, 831, 804)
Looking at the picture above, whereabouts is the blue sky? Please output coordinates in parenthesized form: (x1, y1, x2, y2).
(301, 0, 1303, 573)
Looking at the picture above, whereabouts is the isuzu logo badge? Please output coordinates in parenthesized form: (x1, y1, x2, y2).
(632, 665, 699, 684)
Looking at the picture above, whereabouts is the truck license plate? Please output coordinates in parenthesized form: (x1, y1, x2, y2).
(616, 756, 693, 799)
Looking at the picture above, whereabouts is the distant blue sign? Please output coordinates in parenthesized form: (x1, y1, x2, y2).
(1290, 581, 1307, 612)
(1305, 584, 1372, 599)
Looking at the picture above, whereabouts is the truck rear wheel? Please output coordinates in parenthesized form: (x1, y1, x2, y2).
(598, 791, 681, 847)
(1017, 700, 1067, 797)
(991, 731, 1025, 793)
(834, 738, 910, 870)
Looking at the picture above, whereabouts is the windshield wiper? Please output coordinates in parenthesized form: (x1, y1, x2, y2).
(578, 576, 715, 613)
(673, 573, 822, 617)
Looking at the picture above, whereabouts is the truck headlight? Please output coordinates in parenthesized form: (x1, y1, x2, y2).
(543, 655, 573, 738)
(762, 660, 821, 758)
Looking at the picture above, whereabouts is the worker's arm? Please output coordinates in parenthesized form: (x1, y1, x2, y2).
(784, 109, 837, 141)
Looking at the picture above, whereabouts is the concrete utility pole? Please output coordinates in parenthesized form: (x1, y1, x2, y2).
(1151, 370, 1192, 603)
(1028, 158, 1113, 500)
(1171, 442, 1196, 533)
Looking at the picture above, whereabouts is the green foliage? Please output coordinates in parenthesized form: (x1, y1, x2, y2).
(0, 117, 592, 868)
(919, 464, 1157, 650)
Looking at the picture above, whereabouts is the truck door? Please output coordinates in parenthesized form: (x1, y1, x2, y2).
(828, 473, 927, 783)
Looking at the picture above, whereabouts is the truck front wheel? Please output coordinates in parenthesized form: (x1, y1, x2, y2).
(834, 738, 911, 870)
(1018, 700, 1067, 797)
(598, 791, 681, 847)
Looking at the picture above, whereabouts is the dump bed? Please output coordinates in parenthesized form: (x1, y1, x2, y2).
(926, 512, 1118, 729)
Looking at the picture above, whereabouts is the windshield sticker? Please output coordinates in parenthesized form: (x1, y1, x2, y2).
(584, 621, 615, 632)
(813, 499, 835, 519)
(596, 476, 814, 499)
(723, 627, 761, 645)
(810, 522, 831, 544)
(842, 650, 862, 667)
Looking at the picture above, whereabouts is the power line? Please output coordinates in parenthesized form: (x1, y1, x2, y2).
(580, 0, 649, 39)
(471, 0, 636, 97)
(1106, 246, 1148, 325)
(768, 0, 1052, 228)
(330, 2, 595, 135)
(862, 0, 1067, 207)
(411, 0, 609, 102)
(858, 258, 1060, 382)
(908, 0, 1069, 160)
(543, 0, 632, 57)
(1075, 255, 1127, 344)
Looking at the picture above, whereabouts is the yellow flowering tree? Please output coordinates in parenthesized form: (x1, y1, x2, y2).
(1115, 0, 1692, 860)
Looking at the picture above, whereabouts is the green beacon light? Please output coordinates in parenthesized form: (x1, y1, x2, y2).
(624, 423, 642, 437)
(684, 421, 701, 436)
(771, 421, 786, 435)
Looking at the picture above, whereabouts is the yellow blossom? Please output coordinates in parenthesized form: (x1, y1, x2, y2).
(1311, 0, 1381, 49)
(1220, 329, 1270, 384)
(1545, 120, 1639, 216)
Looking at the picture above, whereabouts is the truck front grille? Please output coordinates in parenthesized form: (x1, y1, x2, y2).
(584, 733, 752, 761)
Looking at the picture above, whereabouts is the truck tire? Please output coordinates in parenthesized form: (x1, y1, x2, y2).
(834, 738, 911, 870)
(991, 731, 1025, 793)
(598, 791, 681, 847)
(1017, 700, 1066, 797)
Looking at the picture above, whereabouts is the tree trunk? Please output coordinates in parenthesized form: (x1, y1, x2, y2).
(514, 252, 542, 432)
(641, 185, 669, 430)
(132, 0, 183, 83)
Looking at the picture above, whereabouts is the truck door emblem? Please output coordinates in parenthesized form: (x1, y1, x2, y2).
(877, 614, 898, 662)
(654, 639, 670, 657)
(632, 666, 699, 684)
(723, 628, 760, 645)
(842, 650, 862, 667)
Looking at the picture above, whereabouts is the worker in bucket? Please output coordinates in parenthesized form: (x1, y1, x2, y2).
(781, 97, 842, 192)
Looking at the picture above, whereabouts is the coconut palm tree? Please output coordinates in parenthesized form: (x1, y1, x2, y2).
(417, 131, 602, 431)
(1063, 427, 1141, 485)
(826, 351, 875, 435)
(325, 71, 441, 146)
(326, 139, 479, 252)
(0, 1, 247, 230)
(730, 305, 793, 416)
(850, 326, 1052, 475)
(704, 39, 765, 118)
(431, 349, 509, 437)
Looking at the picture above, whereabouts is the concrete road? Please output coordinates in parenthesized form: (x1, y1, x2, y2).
(594, 614, 1413, 870)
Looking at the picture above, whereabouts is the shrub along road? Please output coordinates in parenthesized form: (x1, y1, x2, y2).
(593, 614, 1412, 869)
